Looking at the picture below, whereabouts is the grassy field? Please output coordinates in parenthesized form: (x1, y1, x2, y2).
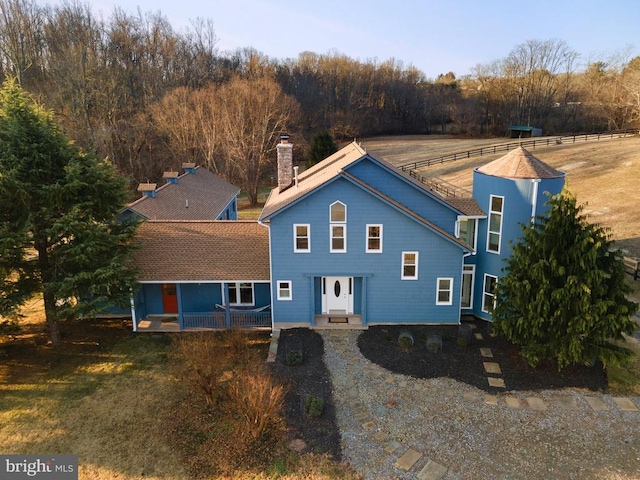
(2, 134, 639, 478)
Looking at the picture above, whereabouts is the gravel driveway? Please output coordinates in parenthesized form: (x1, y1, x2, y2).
(321, 330, 640, 480)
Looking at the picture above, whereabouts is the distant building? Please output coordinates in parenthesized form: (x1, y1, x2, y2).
(508, 126, 543, 138)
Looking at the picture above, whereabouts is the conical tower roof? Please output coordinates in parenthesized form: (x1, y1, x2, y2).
(477, 147, 564, 179)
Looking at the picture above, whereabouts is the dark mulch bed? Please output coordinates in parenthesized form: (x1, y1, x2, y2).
(358, 321, 608, 392)
(270, 328, 342, 460)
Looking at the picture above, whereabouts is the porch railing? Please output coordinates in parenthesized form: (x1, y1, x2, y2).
(182, 311, 271, 329)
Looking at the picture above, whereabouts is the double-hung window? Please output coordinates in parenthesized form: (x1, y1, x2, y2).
(456, 217, 477, 250)
(277, 281, 292, 301)
(228, 282, 254, 306)
(436, 278, 453, 305)
(401, 252, 418, 280)
(366, 224, 383, 253)
(330, 201, 346, 253)
(487, 195, 504, 253)
(294, 224, 310, 252)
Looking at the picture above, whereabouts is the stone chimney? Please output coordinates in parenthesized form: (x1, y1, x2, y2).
(277, 134, 293, 192)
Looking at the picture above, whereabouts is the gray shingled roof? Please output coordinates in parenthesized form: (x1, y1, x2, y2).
(260, 141, 483, 220)
(477, 146, 565, 179)
(132, 221, 270, 282)
(127, 167, 240, 220)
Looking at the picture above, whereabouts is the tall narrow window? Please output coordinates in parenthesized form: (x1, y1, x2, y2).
(228, 282, 254, 306)
(487, 195, 504, 253)
(457, 217, 477, 250)
(482, 274, 497, 313)
(277, 281, 292, 300)
(436, 278, 453, 305)
(401, 252, 418, 280)
(366, 224, 383, 253)
(293, 224, 310, 252)
(330, 201, 347, 253)
(461, 264, 475, 309)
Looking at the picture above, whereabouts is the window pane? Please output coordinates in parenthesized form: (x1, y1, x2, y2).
(332, 237, 344, 250)
(296, 237, 309, 250)
(368, 238, 380, 250)
(239, 283, 253, 304)
(403, 265, 416, 277)
(228, 283, 237, 304)
(438, 290, 450, 303)
(488, 232, 500, 252)
(404, 253, 416, 264)
(330, 202, 346, 222)
(489, 213, 501, 232)
(461, 273, 472, 308)
(368, 225, 380, 237)
(278, 282, 291, 299)
(491, 196, 503, 212)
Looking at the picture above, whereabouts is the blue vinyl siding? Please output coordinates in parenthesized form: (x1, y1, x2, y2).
(270, 177, 465, 326)
(181, 283, 222, 311)
(346, 158, 459, 233)
(471, 170, 564, 319)
(216, 198, 238, 220)
(142, 284, 164, 314)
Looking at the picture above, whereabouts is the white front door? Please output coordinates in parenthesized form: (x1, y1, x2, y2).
(324, 276, 353, 314)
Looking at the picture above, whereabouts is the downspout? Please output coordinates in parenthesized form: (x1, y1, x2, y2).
(258, 218, 275, 332)
(530, 179, 541, 224)
(223, 283, 231, 328)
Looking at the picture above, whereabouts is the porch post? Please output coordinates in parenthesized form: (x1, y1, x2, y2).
(223, 283, 231, 328)
(176, 284, 184, 330)
(130, 289, 137, 332)
(309, 277, 315, 326)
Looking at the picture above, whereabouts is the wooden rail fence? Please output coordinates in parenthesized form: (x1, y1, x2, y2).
(399, 129, 639, 172)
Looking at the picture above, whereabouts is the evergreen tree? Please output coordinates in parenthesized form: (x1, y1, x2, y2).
(492, 189, 638, 369)
(0, 79, 139, 346)
(306, 131, 338, 168)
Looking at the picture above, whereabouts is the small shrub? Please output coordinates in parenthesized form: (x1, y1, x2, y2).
(227, 365, 287, 439)
(398, 330, 414, 351)
(305, 395, 325, 417)
(285, 349, 304, 366)
(457, 323, 473, 348)
(426, 333, 443, 353)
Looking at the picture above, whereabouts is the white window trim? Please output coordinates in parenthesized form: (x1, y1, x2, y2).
(436, 277, 453, 305)
(330, 201, 347, 253)
(366, 224, 383, 253)
(293, 223, 310, 253)
(461, 264, 475, 309)
(482, 274, 498, 313)
(277, 280, 292, 301)
(486, 195, 504, 254)
(456, 216, 479, 251)
(401, 251, 419, 280)
(228, 282, 255, 306)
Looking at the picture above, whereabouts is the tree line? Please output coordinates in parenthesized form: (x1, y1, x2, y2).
(1, 0, 639, 200)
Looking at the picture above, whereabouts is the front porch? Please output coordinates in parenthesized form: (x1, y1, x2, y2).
(135, 310, 272, 332)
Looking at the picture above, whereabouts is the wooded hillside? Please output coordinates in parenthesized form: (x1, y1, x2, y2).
(1, 0, 639, 193)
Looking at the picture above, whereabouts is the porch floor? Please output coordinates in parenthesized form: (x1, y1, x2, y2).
(313, 314, 366, 330)
(136, 316, 180, 332)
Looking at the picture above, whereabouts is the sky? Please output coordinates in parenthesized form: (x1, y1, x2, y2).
(42, 0, 640, 79)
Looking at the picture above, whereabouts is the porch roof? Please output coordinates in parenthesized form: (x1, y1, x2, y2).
(132, 220, 270, 282)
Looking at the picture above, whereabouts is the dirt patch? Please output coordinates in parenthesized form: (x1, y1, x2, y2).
(270, 329, 342, 459)
(357, 322, 608, 392)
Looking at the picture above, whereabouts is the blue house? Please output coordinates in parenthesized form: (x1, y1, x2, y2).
(128, 140, 564, 331)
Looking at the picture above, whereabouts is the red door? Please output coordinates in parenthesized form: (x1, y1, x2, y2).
(162, 284, 178, 313)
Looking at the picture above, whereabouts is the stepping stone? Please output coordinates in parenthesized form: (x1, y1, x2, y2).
(556, 396, 580, 410)
(417, 459, 448, 480)
(384, 440, 401, 454)
(463, 391, 477, 402)
(372, 432, 387, 442)
(480, 347, 493, 358)
(385, 376, 395, 384)
(484, 394, 498, 405)
(505, 396, 521, 409)
(399, 380, 408, 388)
(395, 448, 422, 471)
(483, 362, 502, 374)
(585, 396, 609, 411)
(348, 357, 360, 365)
(355, 412, 369, 422)
(362, 421, 376, 430)
(612, 397, 639, 412)
(526, 397, 547, 411)
(474, 332, 484, 340)
(487, 377, 505, 388)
